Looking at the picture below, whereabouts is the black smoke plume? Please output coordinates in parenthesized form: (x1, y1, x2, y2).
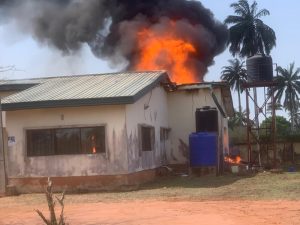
(0, 0, 228, 80)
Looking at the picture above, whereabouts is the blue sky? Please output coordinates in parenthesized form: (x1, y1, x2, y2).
(0, 0, 299, 116)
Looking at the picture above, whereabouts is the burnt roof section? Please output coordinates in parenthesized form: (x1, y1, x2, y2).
(1, 71, 168, 111)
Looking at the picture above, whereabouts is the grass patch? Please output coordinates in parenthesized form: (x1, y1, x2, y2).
(60, 172, 300, 202)
(1, 172, 300, 206)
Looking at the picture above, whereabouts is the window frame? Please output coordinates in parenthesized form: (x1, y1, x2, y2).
(25, 125, 107, 157)
(138, 124, 155, 153)
(160, 127, 170, 141)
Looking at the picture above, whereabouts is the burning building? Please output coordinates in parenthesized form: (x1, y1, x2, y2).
(0, 72, 233, 193)
(0, 0, 234, 193)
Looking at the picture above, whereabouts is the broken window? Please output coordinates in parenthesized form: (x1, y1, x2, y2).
(26, 126, 106, 156)
(140, 125, 155, 152)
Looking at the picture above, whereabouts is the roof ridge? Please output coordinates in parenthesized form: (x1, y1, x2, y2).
(0, 70, 167, 82)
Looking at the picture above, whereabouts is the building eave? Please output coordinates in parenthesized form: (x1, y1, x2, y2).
(1, 96, 136, 111)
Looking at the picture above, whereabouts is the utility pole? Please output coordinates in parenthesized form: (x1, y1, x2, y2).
(0, 99, 6, 196)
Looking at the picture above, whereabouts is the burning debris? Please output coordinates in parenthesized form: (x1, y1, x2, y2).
(224, 154, 249, 175)
(0, 0, 228, 83)
(224, 155, 242, 165)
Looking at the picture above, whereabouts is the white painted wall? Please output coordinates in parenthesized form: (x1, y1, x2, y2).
(125, 85, 169, 172)
(167, 87, 229, 164)
(4, 85, 230, 179)
(5, 105, 128, 178)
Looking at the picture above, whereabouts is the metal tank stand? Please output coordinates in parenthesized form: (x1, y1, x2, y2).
(243, 81, 278, 168)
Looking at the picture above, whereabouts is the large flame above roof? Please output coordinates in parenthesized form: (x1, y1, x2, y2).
(134, 20, 201, 84)
(0, 0, 228, 82)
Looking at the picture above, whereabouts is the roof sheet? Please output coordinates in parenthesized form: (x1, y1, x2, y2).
(0, 78, 44, 91)
(1, 71, 167, 110)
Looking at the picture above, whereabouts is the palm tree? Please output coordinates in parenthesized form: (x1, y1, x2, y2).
(228, 109, 249, 129)
(271, 63, 300, 130)
(266, 101, 283, 113)
(221, 58, 247, 114)
(225, 0, 276, 57)
(294, 111, 300, 130)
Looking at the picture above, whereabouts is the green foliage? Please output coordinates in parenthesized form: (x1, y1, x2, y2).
(221, 59, 247, 114)
(260, 116, 291, 139)
(228, 109, 249, 144)
(225, 0, 276, 57)
(221, 59, 247, 92)
(228, 125, 247, 144)
(270, 62, 300, 130)
(228, 109, 248, 130)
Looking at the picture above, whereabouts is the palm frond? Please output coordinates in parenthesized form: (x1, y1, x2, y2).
(250, 1, 258, 15)
(255, 9, 270, 18)
(230, 2, 248, 16)
(238, 0, 251, 15)
(224, 15, 244, 24)
(272, 63, 300, 129)
(256, 21, 276, 55)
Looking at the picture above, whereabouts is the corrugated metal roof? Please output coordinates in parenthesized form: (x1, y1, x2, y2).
(0, 78, 44, 91)
(2, 71, 168, 110)
(0, 78, 44, 85)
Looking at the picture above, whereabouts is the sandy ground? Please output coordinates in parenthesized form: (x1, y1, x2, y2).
(1, 200, 300, 225)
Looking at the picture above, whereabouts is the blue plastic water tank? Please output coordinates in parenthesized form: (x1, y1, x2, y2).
(189, 132, 217, 167)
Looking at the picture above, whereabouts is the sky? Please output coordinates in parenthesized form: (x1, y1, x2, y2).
(0, 0, 299, 117)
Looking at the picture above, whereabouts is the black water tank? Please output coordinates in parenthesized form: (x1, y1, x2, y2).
(246, 54, 273, 82)
(195, 107, 218, 133)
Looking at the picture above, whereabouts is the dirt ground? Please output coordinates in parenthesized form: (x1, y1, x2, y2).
(1, 200, 300, 225)
(2, 172, 300, 224)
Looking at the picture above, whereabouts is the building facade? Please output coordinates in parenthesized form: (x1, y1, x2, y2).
(0, 71, 233, 193)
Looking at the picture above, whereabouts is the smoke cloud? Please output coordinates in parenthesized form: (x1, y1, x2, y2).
(0, 0, 228, 80)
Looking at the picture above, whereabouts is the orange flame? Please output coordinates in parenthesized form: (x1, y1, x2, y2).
(134, 22, 201, 84)
(224, 156, 241, 164)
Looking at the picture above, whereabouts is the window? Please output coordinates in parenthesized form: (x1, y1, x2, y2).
(55, 128, 81, 155)
(27, 129, 54, 156)
(140, 125, 155, 152)
(27, 126, 105, 156)
(160, 127, 169, 141)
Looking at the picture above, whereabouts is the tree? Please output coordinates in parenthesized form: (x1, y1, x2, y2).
(228, 109, 248, 130)
(221, 58, 247, 114)
(260, 116, 291, 138)
(36, 178, 67, 225)
(266, 101, 282, 113)
(294, 111, 300, 130)
(225, 0, 276, 57)
(271, 63, 300, 130)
